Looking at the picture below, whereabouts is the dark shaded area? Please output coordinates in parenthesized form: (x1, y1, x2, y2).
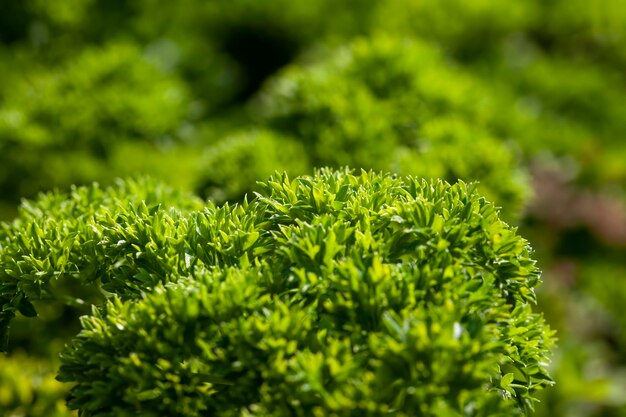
(219, 22, 301, 104)
(0, 0, 31, 44)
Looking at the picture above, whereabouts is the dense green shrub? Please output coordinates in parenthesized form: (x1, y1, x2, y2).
(2, 2, 624, 416)
(0, 0, 373, 110)
(0, 177, 202, 350)
(0, 42, 193, 213)
(245, 37, 529, 215)
(4, 0, 624, 210)
(2, 170, 554, 415)
(0, 178, 203, 416)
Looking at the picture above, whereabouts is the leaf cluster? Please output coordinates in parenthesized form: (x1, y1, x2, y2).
(240, 37, 529, 216)
(1, 169, 554, 415)
(0, 177, 203, 349)
(0, 42, 193, 206)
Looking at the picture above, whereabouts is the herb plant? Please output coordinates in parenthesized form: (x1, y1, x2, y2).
(246, 37, 529, 216)
(1, 169, 554, 416)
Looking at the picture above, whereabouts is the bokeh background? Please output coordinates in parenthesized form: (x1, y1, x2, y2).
(1, 1, 625, 416)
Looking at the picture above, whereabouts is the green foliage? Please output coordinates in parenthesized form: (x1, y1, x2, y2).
(0, 177, 203, 350)
(1, 169, 554, 415)
(1, 0, 373, 109)
(528, 0, 626, 72)
(534, 263, 626, 417)
(577, 259, 626, 355)
(487, 51, 626, 186)
(250, 37, 529, 215)
(197, 129, 310, 203)
(0, 41, 193, 206)
(2, 1, 626, 416)
(1, 42, 190, 148)
(143, 0, 370, 104)
(371, 0, 537, 59)
(0, 353, 75, 417)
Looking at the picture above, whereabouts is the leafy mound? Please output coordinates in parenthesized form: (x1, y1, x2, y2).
(0, 42, 192, 206)
(0, 177, 203, 350)
(240, 37, 529, 216)
(0, 170, 555, 415)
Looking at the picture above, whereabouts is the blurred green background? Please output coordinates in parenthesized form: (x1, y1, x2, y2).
(1, 0, 625, 415)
